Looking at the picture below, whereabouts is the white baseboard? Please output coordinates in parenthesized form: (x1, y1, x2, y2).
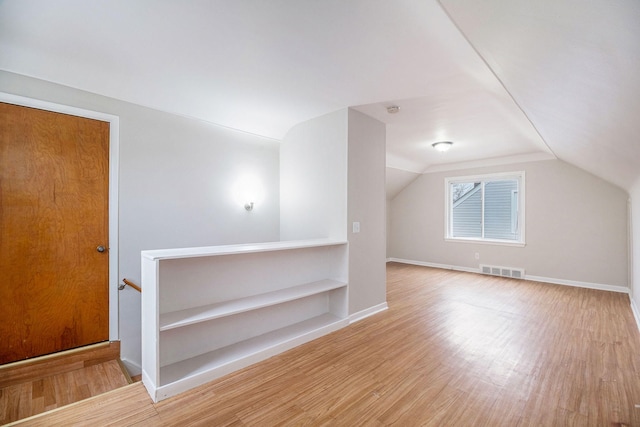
(525, 275, 629, 294)
(387, 258, 630, 294)
(120, 357, 142, 376)
(350, 302, 388, 323)
(387, 258, 479, 274)
(631, 298, 640, 333)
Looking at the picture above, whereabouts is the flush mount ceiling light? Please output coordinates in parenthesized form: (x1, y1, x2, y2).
(386, 105, 400, 114)
(432, 141, 453, 152)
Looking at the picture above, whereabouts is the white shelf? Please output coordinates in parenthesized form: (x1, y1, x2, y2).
(142, 239, 349, 402)
(160, 279, 346, 331)
(159, 313, 345, 386)
(142, 238, 347, 261)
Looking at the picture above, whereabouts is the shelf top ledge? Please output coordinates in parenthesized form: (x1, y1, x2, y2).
(141, 238, 348, 261)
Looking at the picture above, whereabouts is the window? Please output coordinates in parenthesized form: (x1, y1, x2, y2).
(445, 172, 525, 246)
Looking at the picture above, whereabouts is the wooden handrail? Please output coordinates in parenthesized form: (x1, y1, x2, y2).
(119, 278, 142, 293)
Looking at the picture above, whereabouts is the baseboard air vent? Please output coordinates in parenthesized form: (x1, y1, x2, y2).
(480, 264, 524, 279)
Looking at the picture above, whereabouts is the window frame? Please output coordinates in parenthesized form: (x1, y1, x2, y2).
(444, 171, 526, 247)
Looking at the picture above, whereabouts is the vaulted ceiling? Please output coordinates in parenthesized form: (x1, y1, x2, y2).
(1, 0, 638, 196)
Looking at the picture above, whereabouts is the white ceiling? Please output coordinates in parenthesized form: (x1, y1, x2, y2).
(1, 0, 638, 195)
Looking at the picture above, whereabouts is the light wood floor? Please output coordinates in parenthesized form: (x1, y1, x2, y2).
(9, 263, 640, 426)
(0, 359, 130, 425)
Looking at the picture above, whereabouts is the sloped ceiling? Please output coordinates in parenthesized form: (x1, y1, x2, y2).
(439, 0, 640, 192)
(0, 0, 638, 194)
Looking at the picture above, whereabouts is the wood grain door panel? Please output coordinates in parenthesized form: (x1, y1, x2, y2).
(0, 102, 110, 364)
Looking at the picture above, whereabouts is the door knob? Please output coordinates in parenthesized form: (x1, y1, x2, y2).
(97, 245, 106, 253)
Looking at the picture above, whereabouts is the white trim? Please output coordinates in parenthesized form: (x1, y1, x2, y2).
(349, 302, 389, 323)
(141, 238, 347, 261)
(386, 153, 556, 176)
(422, 152, 555, 174)
(444, 237, 526, 248)
(0, 92, 121, 341)
(387, 258, 629, 294)
(631, 298, 640, 333)
(629, 198, 634, 300)
(525, 275, 629, 294)
(146, 318, 348, 402)
(387, 258, 479, 274)
(444, 171, 525, 246)
(120, 357, 142, 377)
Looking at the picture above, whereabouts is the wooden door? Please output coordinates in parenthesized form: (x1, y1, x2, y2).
(0, 102, 110, 364)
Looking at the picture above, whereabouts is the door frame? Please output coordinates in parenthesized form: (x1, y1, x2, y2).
(1, 92, 120, 341)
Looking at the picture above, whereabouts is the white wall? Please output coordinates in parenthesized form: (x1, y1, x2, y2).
(280, 108, 387, 317)
(630, 179, 640, 321)
(280, 109, 348, 240)
(347, 109, 387, 315)
(0, 71, 281, 372)
(388, 159, 629, 289)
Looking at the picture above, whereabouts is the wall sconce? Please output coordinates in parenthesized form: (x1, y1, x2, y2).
(233, 173, 264, 212)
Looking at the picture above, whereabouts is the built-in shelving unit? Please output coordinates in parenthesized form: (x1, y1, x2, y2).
(141, 238, 348, 402)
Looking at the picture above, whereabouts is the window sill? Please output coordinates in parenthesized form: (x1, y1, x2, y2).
(444, 237, 526, 248)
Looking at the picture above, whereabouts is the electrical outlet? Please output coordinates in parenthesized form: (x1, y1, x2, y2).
(475, 252, 480, 260)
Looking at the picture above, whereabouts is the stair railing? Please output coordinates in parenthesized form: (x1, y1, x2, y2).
(118, 278, 142, 293)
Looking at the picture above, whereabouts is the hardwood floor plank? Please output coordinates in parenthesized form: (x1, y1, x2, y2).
(0, 342, 120, 389)
(0, 359, 131, 424)
(8, 263, 640, 425)
(7, 383, 156, 427)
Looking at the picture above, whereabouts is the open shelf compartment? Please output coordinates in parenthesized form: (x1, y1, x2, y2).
(141, 239, 349, 402)
(160, 279, 346, 331)
(159, 313, 346, 388)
